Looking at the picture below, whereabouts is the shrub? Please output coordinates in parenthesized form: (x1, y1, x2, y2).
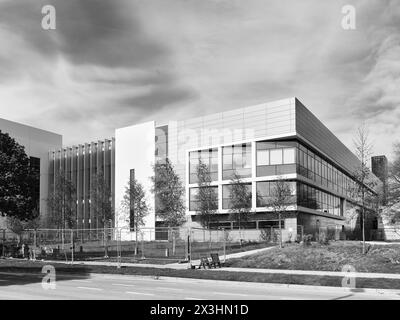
(223, 229, 233, 243)
(302, 234, 312, 246)
(318, 231, 330, 245)
(259, 228, 271, 242)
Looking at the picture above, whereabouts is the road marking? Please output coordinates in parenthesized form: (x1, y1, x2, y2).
(72, 280, 92, 283)
(156, 287, 181, 291)
(126, 291, 155, 296)
(185, 297, 203, 300)
(112, 283, 136, 287)
(77, 286, 103, 291)
(212, 291, 248, 297)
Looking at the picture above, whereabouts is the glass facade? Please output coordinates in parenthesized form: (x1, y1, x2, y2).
(297, 182, 342, 216)
(207, 220, 283, 230)
(155, 125, 168, 162)
(189, 148, 218, 184)
(29, 156, 41, 210)
(256, 181, 296, 207)
(222, 143, 251, 180)
(189, 186, 218, 211)
(297, 143, 356, 198)
(256, 141, 296, 176)
(222, 183, 252, 209)
(187, 138, 367, 218)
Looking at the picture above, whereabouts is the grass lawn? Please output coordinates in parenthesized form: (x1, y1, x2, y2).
(225, 241, 400, 274)
(32, 241, 274, 264)
(1, 259, 400, 290)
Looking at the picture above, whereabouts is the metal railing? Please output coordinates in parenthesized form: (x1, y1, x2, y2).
(0, 226, 282, 263)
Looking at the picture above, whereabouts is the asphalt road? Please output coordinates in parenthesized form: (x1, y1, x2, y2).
(0, 272, 399, 300)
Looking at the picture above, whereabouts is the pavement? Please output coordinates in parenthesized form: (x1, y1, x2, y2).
(1, 271, 399, 300)
(3, 242, 400, 299)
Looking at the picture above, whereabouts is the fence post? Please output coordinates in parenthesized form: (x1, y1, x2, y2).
(117, 229, 121, 269)
(33, 230, 37, 260)
(104, 228, 109, 258)
(141, 232, 145, 260)
(172, 230, 176, 256)
(222, 228, 226, 263)
(71, 230, 74, 264)
(61, 228, 64, 250)
(187, 228, 192, 269)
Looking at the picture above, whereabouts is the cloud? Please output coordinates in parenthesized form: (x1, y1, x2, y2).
(0, 0, 195, 144)
(0, 0, 399, 160)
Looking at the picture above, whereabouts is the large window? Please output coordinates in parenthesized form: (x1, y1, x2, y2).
(189, 148, 218, 184)
(222, 183, 252, 209)
(222, 143, 251, 180)
(297, 182, 342, 216)
(296, 143, 358, 198)
(258, 220, 285, 229)
(189, 186, 218, 211)
(256, 141, 296, 177)
(256, 181, 296, 207)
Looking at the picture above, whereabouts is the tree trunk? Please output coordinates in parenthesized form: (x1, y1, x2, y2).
(104, 225, 108, 258)
(134, 223, 138, 255)
(238, 214, 242, 247)
(362, 208, 366, 254)
(279, 212, 283, 249)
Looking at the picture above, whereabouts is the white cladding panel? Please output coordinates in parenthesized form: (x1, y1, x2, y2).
(167, 97, 296, 197)
(115, 121, 155, 239)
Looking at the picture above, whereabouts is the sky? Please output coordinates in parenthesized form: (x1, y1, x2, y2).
(0, 0, 399, 160)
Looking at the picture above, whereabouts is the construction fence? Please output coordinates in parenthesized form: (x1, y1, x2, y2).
(0, 226, 296, 264)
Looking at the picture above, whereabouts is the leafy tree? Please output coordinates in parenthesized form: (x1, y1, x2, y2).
(267, 178, 295, 248)
(195, 159, 218, 228)
(6, 215, 41, 244)
(90, 170, 113, 228)
(0, 132, 39, 221)
(228, 173, 252, 243)
(47, 170, 77, 230)
(120, 177, 149, 255)
(151, 159, 186, 227)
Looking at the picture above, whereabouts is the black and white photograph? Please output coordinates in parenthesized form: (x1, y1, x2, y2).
(0, 0, 400, 311)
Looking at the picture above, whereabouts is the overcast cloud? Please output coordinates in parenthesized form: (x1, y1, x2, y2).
(0, 0, 399, 159)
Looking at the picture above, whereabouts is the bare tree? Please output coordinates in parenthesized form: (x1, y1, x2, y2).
(267, 178, 295, 248)
(47, 170, 76, 247)
(90, 170, 113, 257)
(353, 123, 373, 254)
(228, 173, 252, 244)
(388, 142, 400, 205)
(195, 159, 218, 229)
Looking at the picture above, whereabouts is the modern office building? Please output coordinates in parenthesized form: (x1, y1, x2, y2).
(1, 97, 382, 241)
(114, 97, 381, 240)
(0, 118, 62, 228)
(49, 139, 115, 230)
